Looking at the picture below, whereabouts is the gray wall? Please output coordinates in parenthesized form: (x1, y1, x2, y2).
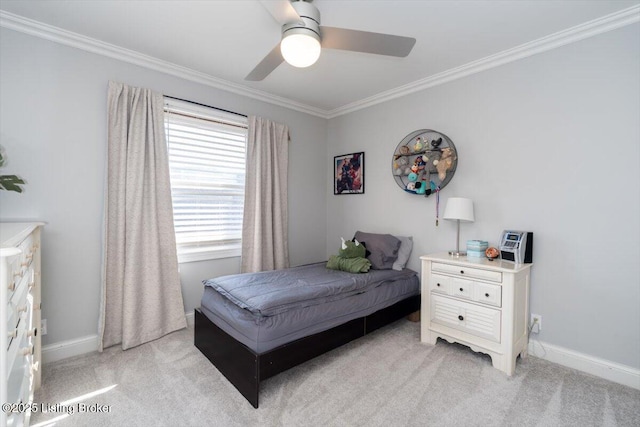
(326, 24, 640, 369)
(0, 28, 328, 345)
(1, 21, 639, 372)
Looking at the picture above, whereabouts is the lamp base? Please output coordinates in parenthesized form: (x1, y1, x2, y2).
(448, 250, 467, 257)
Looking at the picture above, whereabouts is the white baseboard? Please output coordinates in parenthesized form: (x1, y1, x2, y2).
(185, 310, 195, 327)
(40, 318, 639, 390)
(42, 334, 99, 364)
(528, 339, 640, 390)
(42, 311, 195, 364)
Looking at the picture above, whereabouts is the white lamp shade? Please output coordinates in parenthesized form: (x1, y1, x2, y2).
(280, 30, 321, 68)
(443, 197, 475, 222)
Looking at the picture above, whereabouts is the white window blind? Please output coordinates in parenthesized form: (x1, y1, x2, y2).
(164, 98, 247, 263)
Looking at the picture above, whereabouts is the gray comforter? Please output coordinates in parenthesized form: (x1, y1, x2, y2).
(203, 262, 417, 317)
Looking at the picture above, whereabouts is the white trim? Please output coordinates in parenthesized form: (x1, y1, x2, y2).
(326, 5, 640, 118)
(41, 335, 99, 364)
(0, 11, 328, 119)
(42, 312, 195, 364)
(36, 320, 640, 389)
(1, 6, 638, 119)
(185, 310, 195, 327)
(528, 339, 640, 390)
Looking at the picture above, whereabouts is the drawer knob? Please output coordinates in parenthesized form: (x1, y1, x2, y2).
(28, 328, 38, 337)
(458, 315, 464, 321)
(436, 283, 441, 287)
(459, 288, 464, 292)
(8, 329, 18, 339)
(460, 270, 465, 274)
(485, 293, 490, 297)
(21, 345, 34, 356)
(18, 305, 29, 313)
(8, 282, 16, 291)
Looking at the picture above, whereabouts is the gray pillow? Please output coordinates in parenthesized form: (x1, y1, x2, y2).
(392, 236, 413, 271)
(354, 231, 401, 270)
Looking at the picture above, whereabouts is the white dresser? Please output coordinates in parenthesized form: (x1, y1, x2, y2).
(1, 223, 43, 427)
(420, 253, 532, 375)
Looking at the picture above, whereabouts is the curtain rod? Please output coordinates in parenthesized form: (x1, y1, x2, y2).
(164, 95, 248, 118)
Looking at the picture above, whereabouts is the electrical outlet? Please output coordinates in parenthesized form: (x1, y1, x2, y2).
(41, 319, 47, 336)
(530, 314, 542, 334)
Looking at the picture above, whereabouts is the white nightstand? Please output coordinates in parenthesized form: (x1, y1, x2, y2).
(420, 253, 532, 375)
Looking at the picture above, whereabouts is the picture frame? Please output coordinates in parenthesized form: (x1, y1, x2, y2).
(334, 152, 364, 195)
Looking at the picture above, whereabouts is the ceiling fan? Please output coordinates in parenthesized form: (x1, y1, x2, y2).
(246, 0, 416, 81)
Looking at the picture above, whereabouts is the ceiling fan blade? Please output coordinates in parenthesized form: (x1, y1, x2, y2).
(259, 0, 301, 25)
(320, 26, 416, 57)
(245, 44, 285, 81)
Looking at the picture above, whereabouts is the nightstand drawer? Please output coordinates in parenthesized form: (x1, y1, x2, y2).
(430, 294, 501, 343)
(474, 282, 502, 307)
(434, 276, 502, 308)
(429, 274, 451, 295)
(432, 262, 502, 283)
(451, 278, 473, 300)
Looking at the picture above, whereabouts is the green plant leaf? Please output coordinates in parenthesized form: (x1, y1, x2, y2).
(0, 175, 25, 193)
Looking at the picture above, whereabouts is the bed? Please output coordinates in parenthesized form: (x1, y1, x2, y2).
(194, 233, 420, 408)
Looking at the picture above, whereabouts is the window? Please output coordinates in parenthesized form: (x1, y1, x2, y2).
(164, 98, 247, 263)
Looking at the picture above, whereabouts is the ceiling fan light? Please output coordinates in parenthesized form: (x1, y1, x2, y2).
(280, 31, 321, 68)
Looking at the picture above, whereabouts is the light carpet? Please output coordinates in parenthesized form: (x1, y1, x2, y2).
(31, 320, 640, 426)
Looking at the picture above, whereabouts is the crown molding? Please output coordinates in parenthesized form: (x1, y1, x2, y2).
(2, 5, 638, 120)
(326, 4, 640, 118)
(0, 10, 330, 119)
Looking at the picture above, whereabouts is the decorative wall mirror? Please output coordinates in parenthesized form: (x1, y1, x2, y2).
(392, 129, 458, 196)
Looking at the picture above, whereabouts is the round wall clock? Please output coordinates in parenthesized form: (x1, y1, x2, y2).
(391, 129, 458, 196)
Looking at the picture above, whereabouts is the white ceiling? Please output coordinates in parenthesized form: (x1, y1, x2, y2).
(1, 0, 638, 117)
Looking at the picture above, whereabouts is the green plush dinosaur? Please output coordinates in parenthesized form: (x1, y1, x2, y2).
(326, 237, 371, 273)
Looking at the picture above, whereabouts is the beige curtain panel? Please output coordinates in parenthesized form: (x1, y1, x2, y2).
(241, 116, 290, 273)
(99, 81, 186, 351)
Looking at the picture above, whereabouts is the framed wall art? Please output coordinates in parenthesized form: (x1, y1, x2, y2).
(334, 152, 364, 195)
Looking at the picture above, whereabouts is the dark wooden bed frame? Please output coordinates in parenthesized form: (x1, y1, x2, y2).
(194, 294, 420, 408)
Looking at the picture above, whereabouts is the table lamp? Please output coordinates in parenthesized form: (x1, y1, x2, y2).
(443, 197, 475, 256)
